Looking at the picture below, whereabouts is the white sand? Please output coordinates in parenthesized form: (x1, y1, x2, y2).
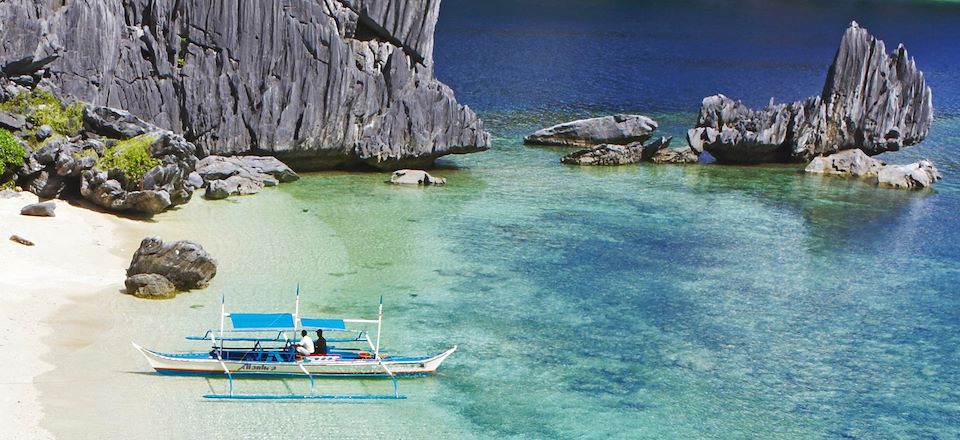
(0, 192, 146, 440)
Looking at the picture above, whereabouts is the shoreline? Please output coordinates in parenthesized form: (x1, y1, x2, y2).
(0, 191, 148, 440)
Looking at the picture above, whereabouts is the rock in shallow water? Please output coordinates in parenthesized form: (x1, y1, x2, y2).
(805, 149, 940, 189)
(525, 114, 658, 147)
(127, 237, 217, 291)
(688, 21, 932, 164)
(390, 169, 445, 185)
(124, 273, 177, 299)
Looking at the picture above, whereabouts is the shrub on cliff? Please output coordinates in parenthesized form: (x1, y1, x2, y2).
(1, 90, 84, 136)
(97, 133, 162, 188)
(0, 128, 26, 176)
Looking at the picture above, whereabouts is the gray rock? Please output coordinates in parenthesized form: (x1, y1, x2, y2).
(651, 146, 699, 164)
(10, 75, 36, 87)
(82, 105, 157, 140)
(0, 189, 17, 199)
(525, 114, 658, 147)
(203, 180, 231, 200)
(124, 273, 177, 299)
(0, 0, 488, 170)
(560, 136, 694, 165)
(805, 149, 940, 189)
(804, 149, 884, 177)
(20, 202, 56, 217)
(127, 237, 217, 291)
(561, 142, 646, 166)
(78, 131, 199, 214)
(0, 110, 26, 131)
(689, 22, 932, 164)
(877, 161, 941, 189)
(390, 169, 445, 185)
(35, 125, 52, 141)
(80, 170, 173, 215)
(23, 170, 65, 199)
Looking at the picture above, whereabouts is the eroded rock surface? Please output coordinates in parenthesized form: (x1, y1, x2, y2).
(805, 149, 940, 189)
(689, 22, 932, 164)
(0, 0, 489, 170)
(127, 237, 217, 291)
(124, 273, 177, 299)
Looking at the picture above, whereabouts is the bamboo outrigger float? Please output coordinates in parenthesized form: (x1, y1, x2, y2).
(133, 292, 456, 400)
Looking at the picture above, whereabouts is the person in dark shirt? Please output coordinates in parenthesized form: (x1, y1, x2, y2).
(314, 329, 328, 355)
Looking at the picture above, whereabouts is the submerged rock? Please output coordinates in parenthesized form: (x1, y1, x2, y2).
(20, 201, 56, 217)
(124, 273, 177, 299)
(390, 169, 445, 185)
(0, 0, 489, 170)
(688, 22, 932, 164)
(127, 237, 217, 291)
(525, 114, 658, 147)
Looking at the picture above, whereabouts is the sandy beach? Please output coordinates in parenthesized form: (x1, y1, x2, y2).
(0, 191, 147, 440)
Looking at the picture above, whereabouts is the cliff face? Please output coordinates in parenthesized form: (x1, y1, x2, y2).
(0, 0, 489, 170)
(688, 22, 932, 164)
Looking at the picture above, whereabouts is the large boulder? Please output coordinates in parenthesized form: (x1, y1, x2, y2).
(688, 22, 932, 164)
(0, 0, 488, 170)
(525, 114, 658, 147)
(127, 237, 217, 291)
(124, 273, 177, 299)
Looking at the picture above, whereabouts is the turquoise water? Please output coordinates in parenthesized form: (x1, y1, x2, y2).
(41, 1, 960, 437)
(41, 115, 960, 439)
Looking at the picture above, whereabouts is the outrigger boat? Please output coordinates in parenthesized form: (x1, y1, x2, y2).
(133, 293, 456, 400)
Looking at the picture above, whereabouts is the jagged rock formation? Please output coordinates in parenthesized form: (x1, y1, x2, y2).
(0, 0, 489, 170)
(689, 22, 932, 164)
(805, 149, 940, 189)
(127, 237, 217, 292)
(525, 114, 658, 148)
(124, 273, 177, 299)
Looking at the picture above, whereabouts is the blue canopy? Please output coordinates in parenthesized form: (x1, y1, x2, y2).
(230, 313, 295, 331)
(299, 318, 348, 331)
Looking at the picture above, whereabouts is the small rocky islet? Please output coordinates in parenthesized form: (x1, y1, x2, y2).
(527, 21, 939, 190)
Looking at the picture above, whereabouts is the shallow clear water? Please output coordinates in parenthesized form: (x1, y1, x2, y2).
(41, 1, 960, 438)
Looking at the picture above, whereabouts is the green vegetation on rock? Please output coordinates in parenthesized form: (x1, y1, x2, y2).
(0, 128, 27, 176)
(97, 133, 162, 186)
(0, 89, 84, 136)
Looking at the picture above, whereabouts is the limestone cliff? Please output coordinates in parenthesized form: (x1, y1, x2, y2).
(0, 0, 489, 170)
(688, 22, 932, 164)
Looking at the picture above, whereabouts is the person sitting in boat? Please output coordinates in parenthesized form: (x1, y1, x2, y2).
(314, 329, 328, 355)
(294, 330, 314, 357)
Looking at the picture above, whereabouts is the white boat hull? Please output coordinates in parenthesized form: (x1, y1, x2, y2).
(132, 342, 456, 377)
